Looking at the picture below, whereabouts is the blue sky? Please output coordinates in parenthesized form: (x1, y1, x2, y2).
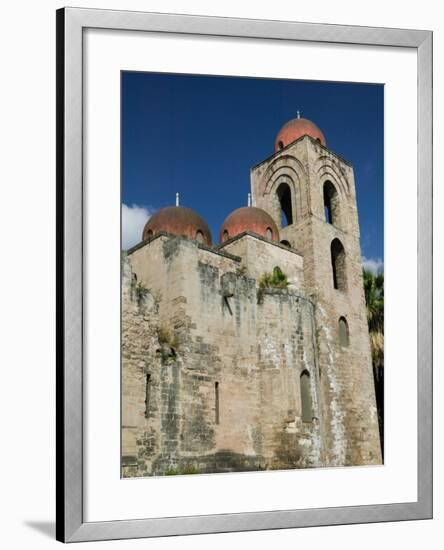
(121, 71, 383, 271)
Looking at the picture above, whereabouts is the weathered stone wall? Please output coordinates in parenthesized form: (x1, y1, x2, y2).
(256, 289, 322, 468)
(121, 255, 162, 477)
(123, 236, 322, 476)
(251, 135, 382, 466)
(219, 232, 305, 291)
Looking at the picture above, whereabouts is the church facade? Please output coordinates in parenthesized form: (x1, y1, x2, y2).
(122, 116, 382, 477)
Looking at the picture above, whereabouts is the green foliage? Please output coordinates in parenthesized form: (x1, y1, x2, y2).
(257, 266, 289, 303)
(363, 269, 384, 367)
(134, 281, 150, 305)
(164, 464, 199, 476)
(164, 468, 179, 476)
(258, 266, 289, 290)
(181, 463, 199, 475)
(363, 268, 384, 453)
(363, 270, 384, 334)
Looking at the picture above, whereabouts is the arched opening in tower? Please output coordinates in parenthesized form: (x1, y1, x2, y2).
(323, 180, 340, 226)
(276, 182, 293, 227)
(338, 316, 350, 347)
(330, 238, 347, 291)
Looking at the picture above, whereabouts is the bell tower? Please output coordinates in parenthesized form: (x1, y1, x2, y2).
(251, 116, 382, 466)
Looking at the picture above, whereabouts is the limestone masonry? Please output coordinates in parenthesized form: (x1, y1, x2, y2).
(122, 116, 382, 477)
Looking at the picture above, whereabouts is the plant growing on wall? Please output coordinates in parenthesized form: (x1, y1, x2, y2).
(164, 464, 199, 476)
(257, 266, 289, 302)
(134, 281, 150, 306)
(258, 266, 289, 289)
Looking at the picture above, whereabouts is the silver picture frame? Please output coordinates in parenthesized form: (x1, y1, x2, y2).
(56, 6, 433, 543)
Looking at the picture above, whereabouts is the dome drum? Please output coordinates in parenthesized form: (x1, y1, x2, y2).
(142, 206, 212, 246)
(220, 206, 279, 243)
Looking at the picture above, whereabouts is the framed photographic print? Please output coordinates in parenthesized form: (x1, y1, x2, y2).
(56, 7, 433, 543)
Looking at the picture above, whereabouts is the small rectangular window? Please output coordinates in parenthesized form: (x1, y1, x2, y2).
(339, 317, 350, 347)
(215, 381, 220, 425)
(145, 373, 151, 418)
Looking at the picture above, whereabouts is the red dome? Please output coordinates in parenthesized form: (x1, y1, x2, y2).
(220, 206, 279, 243)
(275, 117, 326, 152)
(143, 206, 212, 246)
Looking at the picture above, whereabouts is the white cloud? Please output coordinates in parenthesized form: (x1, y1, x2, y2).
(122, 203, 152, 250)
(362, 256, 384, 274)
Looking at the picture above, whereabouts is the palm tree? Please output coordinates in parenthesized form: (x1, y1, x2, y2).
(363, 269, 384, 456)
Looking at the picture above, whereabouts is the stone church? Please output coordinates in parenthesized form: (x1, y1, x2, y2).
(122, 115, 382, 477)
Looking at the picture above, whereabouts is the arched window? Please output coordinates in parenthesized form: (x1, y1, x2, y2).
(330, 238, 347, 291)
(280, 240, 291, 248)
(223, 229, 229, 242)
(276, 182, 293, 227)
(215, 381, 220, 425)
(146, 229, 153, 239)
(277, 141, 284, 150)
(265, 227, 273, 240)
(300, 370, 312, 423)
(144, 373, 151, 418)
(196, 230, 204, 244)
(323, 181, 339, 226)
(338, 317, 349, 347)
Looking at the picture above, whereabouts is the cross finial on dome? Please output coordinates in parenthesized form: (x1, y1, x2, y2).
(248, 193, 251, 207)
(176, 192, 180, 207)
(296, 110, 301, 119)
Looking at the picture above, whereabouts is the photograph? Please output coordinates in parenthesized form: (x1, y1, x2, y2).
(0, 0, 435, 544)
(120, 72, 384, 478)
